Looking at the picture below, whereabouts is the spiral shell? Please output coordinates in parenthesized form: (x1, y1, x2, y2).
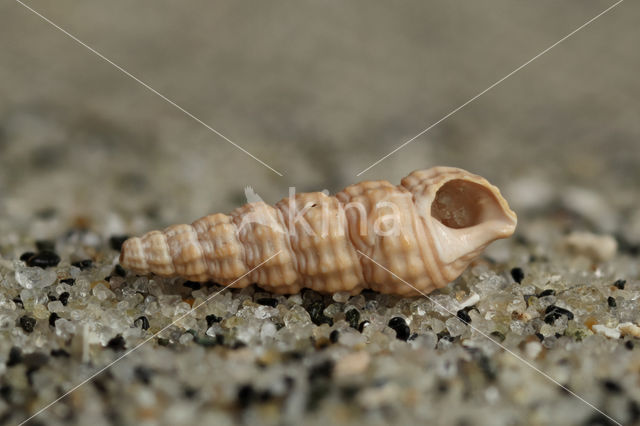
(120, 167, 517, 295)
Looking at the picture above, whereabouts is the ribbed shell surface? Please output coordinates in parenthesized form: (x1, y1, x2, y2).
(120, 167, 516, 295)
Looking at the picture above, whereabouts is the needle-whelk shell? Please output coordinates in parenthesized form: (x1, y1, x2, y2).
(120, 167, 517, 295)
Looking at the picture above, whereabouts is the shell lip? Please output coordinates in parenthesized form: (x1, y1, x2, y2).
(404, 166, 517, 266)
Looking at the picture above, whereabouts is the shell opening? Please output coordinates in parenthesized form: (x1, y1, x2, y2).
(431, 179, 507, 229)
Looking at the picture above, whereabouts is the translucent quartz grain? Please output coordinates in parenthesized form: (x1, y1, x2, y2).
(32, 304, 49, 319)
(47, 300, 64, 313)
(445, 317, 467, 337)
(14, 262, 57, 289)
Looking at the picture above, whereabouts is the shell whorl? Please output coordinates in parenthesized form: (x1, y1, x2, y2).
(120, 167, 517, 295)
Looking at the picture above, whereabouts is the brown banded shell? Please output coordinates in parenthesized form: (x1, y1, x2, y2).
(120, 167, 517, 295)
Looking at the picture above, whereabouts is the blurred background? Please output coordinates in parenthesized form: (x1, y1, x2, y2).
(0, 0, 638, 243)
(1, 3, 639, 424)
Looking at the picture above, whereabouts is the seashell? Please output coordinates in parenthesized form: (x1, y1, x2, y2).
(120, 167, 517, 295)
